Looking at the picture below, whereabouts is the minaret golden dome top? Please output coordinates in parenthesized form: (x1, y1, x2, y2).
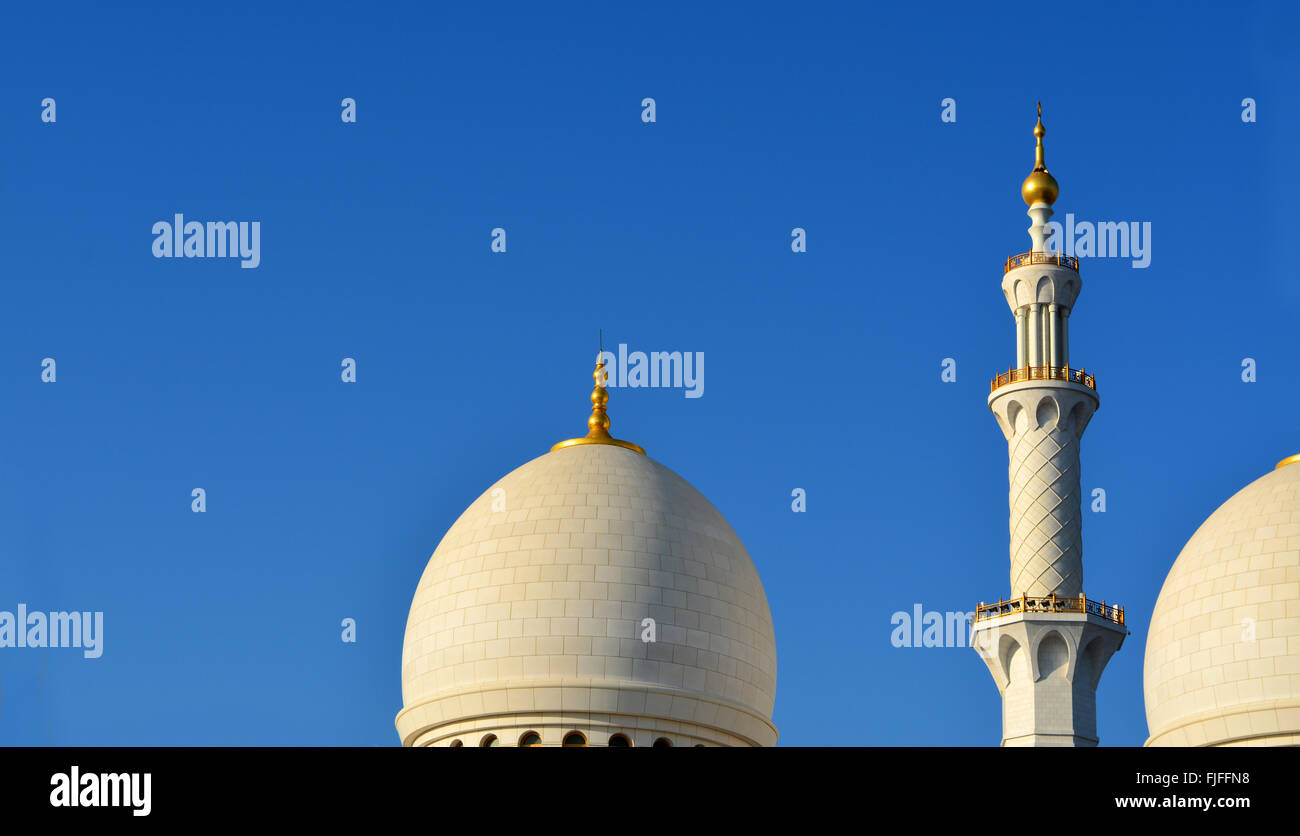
(551, 349, 646, 455)
(1021, 102, 1060, 207)
(1276, 453, 1300, 470)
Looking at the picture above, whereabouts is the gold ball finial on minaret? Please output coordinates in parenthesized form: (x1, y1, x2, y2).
(1021, 101, 1060, 207)
(551, 343, 646, 455)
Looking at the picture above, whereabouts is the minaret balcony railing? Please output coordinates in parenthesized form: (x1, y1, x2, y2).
(1004, 250, 1079, 274)
(974, 594, 1125, 626)
(989, 365, 1095, 393)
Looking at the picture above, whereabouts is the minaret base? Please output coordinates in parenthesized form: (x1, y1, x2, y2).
(971, 611, 1126, 747)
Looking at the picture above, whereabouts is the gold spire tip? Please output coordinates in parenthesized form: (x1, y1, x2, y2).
(550, 348, 646, 455)
(1021, 101, 1059, 207)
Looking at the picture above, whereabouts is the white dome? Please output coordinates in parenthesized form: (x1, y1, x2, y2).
(1144, 459, 1300, 746)
(396, 442, 778, 747)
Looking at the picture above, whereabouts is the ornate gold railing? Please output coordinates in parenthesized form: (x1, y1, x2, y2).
(975, 594, 1125, 626)
(1005, 251, 1079, 274)
(990, 365, 1095, 393)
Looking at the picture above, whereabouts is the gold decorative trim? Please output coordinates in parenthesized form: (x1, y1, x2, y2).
(1004, 250, 1079, 274)
(551, 436, 646, 454)
(990, 364, 1096, 393)
(974, 593, 1124, 626)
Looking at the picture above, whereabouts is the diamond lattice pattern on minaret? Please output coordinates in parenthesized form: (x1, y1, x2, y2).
(1008, 421, 1082, 597)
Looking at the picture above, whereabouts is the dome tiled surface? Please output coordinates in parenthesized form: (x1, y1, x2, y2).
(1144, 462, 1300, 746)
(398, 443, 777, 745)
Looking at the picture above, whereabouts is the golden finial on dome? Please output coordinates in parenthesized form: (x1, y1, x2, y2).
(1276, 453, 1300, 470)
(1021, 101, 1060, 207)
(551, 340, 646, 455)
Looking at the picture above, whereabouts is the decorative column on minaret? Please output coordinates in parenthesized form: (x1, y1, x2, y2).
(970, 104, 1127, 747)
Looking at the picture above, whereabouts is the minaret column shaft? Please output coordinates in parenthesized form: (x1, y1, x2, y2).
(1040, 306, 1050, 366)
(1004, 393, 1086, 597)
(1028, 304, 1042, 366)
(1048, 304, 1059, 366)
(1060, 310, 1069, 367)
(1015, 309, 1027, 368)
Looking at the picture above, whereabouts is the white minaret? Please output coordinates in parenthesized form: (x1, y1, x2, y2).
(970, 104, 1127, 747)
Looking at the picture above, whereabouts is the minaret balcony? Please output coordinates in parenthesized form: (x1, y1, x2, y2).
(990, 364, 1095, 394)
(974, 594, 1125, 626)
(1004, 250, 1079, 275)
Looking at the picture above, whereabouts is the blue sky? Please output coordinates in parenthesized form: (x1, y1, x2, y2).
(0, 0, 1295, 745)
